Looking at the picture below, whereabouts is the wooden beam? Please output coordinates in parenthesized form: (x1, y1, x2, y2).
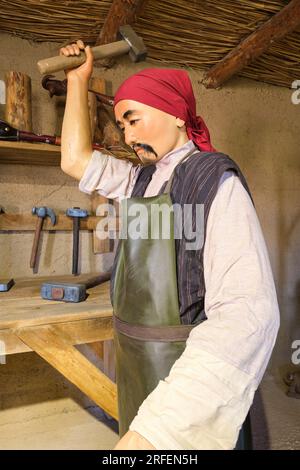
(16, 324, 118, 420)
(0, 213, 119, 232)
(1, 317, 113, 355)
(202, 0, 300, 89)
(95, 0, 148, 67)
(97, 0, 148, 46)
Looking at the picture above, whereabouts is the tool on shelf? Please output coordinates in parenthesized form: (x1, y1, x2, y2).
(0, 119, 102, 149)
(30, 206, 56, 270)
(0, 278, 14, 292)
(0, 119, 133, 158)
(41, 271, 111, 303)
(66, 207, 88, 276)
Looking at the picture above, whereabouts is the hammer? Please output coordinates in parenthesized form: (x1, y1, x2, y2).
(37, 25, 147, 75)
(41, 271, 111, 303)
(30, 207, 56, 270)
(66, 207, 88, 276)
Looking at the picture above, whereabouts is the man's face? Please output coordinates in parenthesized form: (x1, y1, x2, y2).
(115, 100, 186, 165)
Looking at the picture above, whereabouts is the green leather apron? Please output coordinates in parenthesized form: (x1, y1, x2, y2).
(112, 148, 197, 437)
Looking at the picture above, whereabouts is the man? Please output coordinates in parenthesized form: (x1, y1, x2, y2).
(60, 41, 280, 450)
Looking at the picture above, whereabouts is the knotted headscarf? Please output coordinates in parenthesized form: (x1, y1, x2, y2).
(114, 68, 215, 152)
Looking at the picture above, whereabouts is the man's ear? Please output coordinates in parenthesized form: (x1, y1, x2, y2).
(176, 117, 185, 128)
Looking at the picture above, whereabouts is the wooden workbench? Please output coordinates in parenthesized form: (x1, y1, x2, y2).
(0, 273, 118, 420)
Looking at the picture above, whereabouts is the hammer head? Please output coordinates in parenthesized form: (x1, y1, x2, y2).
(32, 206, 56, 225)
(42, 74, 68, 98)
(66, 207, 88, 218)
(41, 282, 87, 302)
(118, 25, 147, 63)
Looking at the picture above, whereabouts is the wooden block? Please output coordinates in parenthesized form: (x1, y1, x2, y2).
(5, 71, 32, 132)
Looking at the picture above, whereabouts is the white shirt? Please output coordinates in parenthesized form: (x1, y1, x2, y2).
(79, 142, 280, 449)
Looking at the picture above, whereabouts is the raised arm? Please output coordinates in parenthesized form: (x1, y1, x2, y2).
(60, 40, 94, 180)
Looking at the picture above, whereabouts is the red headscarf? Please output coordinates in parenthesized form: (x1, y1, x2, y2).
(114, 68, 215, 152)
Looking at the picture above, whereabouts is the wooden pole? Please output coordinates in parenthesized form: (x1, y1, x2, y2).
(96, 0, 148, 67)
(202, 0, 300, 89)
(88, 76, 115, 254)
(5, 71, 32, 131)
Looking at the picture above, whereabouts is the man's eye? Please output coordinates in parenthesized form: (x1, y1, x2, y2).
(129, 119, 139, 125)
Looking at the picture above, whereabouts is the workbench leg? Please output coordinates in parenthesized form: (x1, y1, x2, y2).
(104, 339, 116, 383)
(102, 339, 116, 421)
(15, 324, 118, 420)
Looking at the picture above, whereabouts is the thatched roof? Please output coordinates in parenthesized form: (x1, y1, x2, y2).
(1, 0, 299, 88)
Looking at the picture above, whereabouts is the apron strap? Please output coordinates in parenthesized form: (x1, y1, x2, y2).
(163, 147, 199, 194)
(114, 315, 196, 342)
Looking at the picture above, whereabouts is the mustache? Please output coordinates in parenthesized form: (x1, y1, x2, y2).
(133, 143, 158, 157)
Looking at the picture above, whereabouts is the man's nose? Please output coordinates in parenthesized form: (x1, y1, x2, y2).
(124, 127, 136, 147)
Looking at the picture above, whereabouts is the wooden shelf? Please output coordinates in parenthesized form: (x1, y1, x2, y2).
(0, 212, 120, 232)
(0, 141, 61, 166)
(0, 141, 138, 166)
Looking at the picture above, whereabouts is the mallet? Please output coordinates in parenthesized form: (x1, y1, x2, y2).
(37, 25, 147, 75)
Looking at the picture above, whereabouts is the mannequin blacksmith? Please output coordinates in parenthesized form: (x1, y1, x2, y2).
(60, 41, 280, 450)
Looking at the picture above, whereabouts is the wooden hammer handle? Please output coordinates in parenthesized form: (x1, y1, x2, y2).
(30, 217, 44, 269)
(37, 40, 130, 75)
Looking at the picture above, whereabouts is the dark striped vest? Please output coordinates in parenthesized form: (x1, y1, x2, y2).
(111, 151, 253, 325)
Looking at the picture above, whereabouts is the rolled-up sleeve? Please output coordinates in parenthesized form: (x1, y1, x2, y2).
(79, 150, 141, 200)
(129, 173, 280, 449)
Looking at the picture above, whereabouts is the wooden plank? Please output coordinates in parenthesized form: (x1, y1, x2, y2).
(0, 276, 113, 329)
(0, 272, 108, 296)
(54, 317, 113, 344)
(0, 140, 137, 166)
(0, 213, 119, 232)
(16, 324, 118, 420)
(0, 140, 60, 166)
(0, 297, 112, 330)
(0, 317, 113, 355)
(202, 0, 300, 89)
